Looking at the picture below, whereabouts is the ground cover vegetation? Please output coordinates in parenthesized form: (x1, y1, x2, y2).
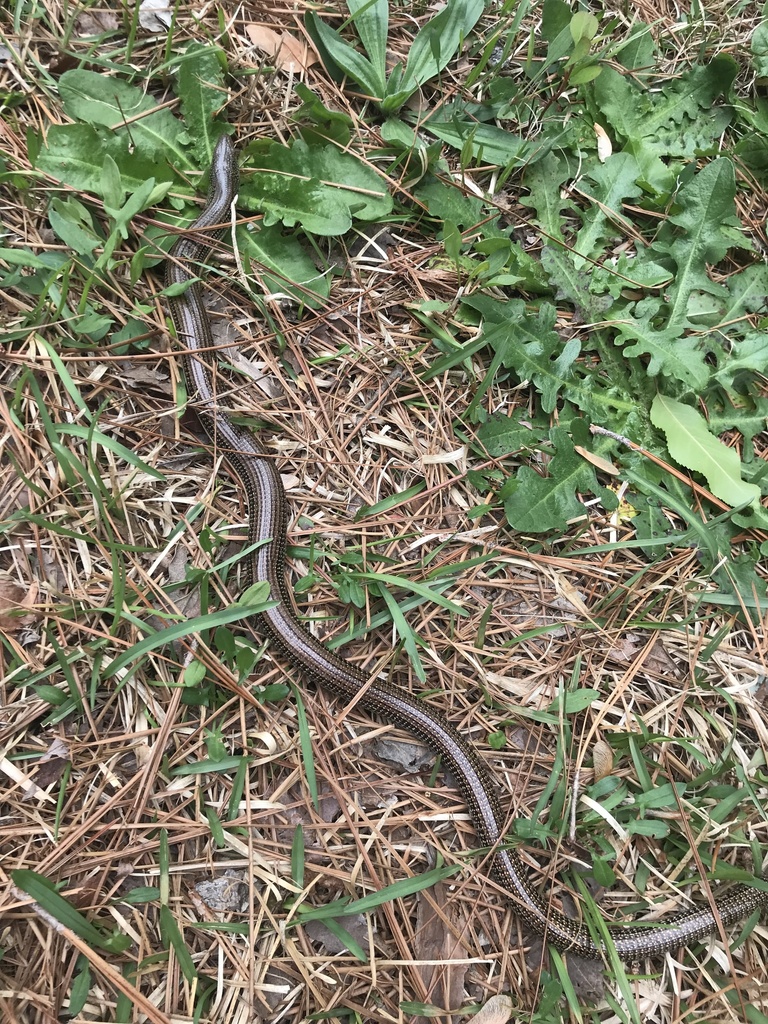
(1, 0, 768, 1022)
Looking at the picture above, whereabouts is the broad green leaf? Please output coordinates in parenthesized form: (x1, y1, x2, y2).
(36, 124, 178, 197)
(57, 69, 193, 169)
(47, 198, 101, 257)
(595, 57, 737, 153)
(102, 176, 161, 243)
(0, 247, 60, 269)
(175, 42, 229, 163)
(609, 160, 741, 388)
(549, 688, 600, 714)
(541, 0, 572, 42)
(664, 159, 736, 329)
(58, 69, 187, 163)
(572, 153, 642, 264)
(625, 819, 670, 838)
(414, 178, 483, 228)
(615, 22, 656, 72)
(709, 402, 768, 449)
(615, 316, 709, 390)
(421, 119, 532, 168)
(305, 12, 386, 98)
(713, 333, 768, 391)
(490, 303, 579, 413)
(244, 138, 392, 235)
(504, 428, 618, 533)
(650, 395, 761, 508)
(713, 553, 768, 610)
(721, 264, 768, 325)
(570, 11, 599, 43)
(634, 781, 687, 811)
(477, 417, 543, 457)
(387, 0, 484, 110)
(68, 958, 91, 1017)
(506, 463, 586, 534)
(539, 245, 614, 323)
(569, 64, 602, 85)
(475, 299, 632, 421)
(294, 82, 354, 145)
(542, 24, 576, 70)
(347, 0, 389, 85)
(586, 248, 671, 300)
(519, 151, 574, 243)
(751, 20, 768, 77)
(238, 223, 330, 307)
(593, 57, 736, 192)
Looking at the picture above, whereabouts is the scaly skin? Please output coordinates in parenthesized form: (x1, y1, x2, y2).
(164, 133, 768, 962)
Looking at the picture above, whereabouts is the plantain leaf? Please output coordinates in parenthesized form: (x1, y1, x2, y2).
(347, 0, 389, 86)
(387, 0, 484, 110)
(305, 12, 386, 98)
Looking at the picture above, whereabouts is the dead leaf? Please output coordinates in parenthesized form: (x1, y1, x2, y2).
(245, 24, 318, 73)
(574, 444, 619, 475)
(644, 639, 682, 677)
(42, 737, 70, 761)
(74, 8, 120, 35)
(609, 633, 641, 663)
(121, 364, 170, 387)
(592, 738, 613, 782)
(1, 755, 55, 804)
(138, 0, 172, 31)
(222, 345, 282, 398)
(257, 965, 295, 1016)
(414, 882, 468, 1019)
(305, 914, 368, 954)
(551, 573, 590, 617)
(0, 577, 39, 630)
(470, 994, 514, 1024)
(594, 122, 612, 162)
(372, 736, 433, 771)
(33, 738, 71, 789)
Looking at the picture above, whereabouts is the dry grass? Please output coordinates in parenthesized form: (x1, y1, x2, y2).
(1, 2, 767, 1024)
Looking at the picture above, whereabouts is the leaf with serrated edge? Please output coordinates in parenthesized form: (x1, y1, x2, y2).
(573, 152, 642, 264)
(616, 318, 709, 389)
(504, 428, 617, 533)
(244, 139, 392, 235)
(665, 160, 736, 329)
(650, 394, 760, 508)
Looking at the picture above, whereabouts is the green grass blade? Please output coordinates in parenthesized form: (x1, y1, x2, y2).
(103, 585, 274, 679)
